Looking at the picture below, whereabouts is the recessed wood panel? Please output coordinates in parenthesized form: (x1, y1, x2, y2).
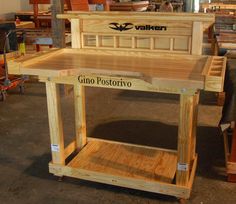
(84, 35, 96, 47)
(118, 36, 132, 48)
(136, 37, 150, 49)
(154, 37, 170, 50)
(174, 37, 189, 51)
(100, 36, 114, 47)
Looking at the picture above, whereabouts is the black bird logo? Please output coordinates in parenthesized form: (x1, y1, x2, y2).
(109, 23, 134, 32)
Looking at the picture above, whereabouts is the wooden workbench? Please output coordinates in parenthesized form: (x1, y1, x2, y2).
(8, 12, 226, 200)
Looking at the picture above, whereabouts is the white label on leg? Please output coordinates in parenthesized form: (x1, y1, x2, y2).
(51, 144, 60, 152)
(177, 163, 189, 171)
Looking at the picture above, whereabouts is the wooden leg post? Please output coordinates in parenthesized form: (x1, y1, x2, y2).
(36, 44, 40, 52)
(46, 81, 65, 165)
(176, 94, 195, 187)
(74, 83, 87, 150)
(228, 127, 236, 182)
(190, 93, 199, 161)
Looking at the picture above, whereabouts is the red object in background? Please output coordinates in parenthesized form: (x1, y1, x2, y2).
(29, 0, 49, 3)
(0, 63, 5, 78)
(70, 0, 89, 11)
(15, 17, 21, 24)
(0, 60, 26, 101)
(0, 58, 4, 65)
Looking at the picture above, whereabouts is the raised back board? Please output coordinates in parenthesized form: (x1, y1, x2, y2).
(58, 12, 215, 55)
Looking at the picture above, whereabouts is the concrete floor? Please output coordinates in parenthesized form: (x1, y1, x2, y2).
(0, 82, 236, 204)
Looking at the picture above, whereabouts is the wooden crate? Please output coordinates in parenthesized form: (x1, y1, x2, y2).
(8, 12, 226, 200)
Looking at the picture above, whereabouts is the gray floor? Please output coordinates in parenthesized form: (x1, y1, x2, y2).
(0, 82, 236, 204)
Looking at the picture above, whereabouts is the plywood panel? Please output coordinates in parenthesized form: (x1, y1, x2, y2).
(68, 140, 177, 183)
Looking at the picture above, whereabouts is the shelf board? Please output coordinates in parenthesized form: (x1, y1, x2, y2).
(49, 139, 195, 198)
(68, 139, 177, 184)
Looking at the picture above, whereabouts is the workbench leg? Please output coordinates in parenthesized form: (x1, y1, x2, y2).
(214, 40, 219, 56)
(228, 127, 236, 182)
(36, 44, 40, 52)
(190, 93, 199, 161)
(46, 81, 65, 165)
(74, 83, 87, 150)
(176, 94, 195, 187)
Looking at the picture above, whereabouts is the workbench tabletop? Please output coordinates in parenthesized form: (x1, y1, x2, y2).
(9, 48, 226, 92)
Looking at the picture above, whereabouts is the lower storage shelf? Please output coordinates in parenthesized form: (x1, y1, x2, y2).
(49, 139, 196, 199)
(69, 139, 177, 183)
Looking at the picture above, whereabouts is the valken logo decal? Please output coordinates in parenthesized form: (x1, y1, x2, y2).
(109, 22, 167, 32)
(109, 23, 134, 32)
